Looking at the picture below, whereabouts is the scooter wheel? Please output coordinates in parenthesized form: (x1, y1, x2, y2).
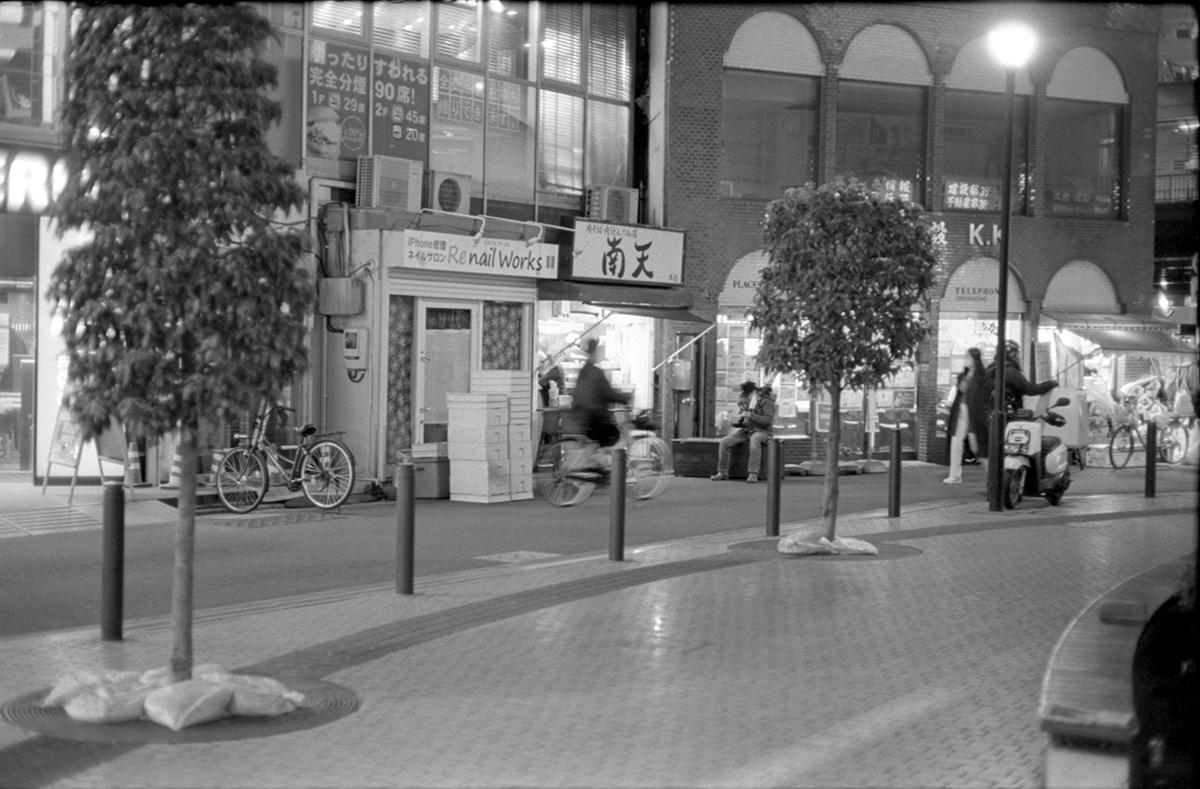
(1002, 467, 1024, 509)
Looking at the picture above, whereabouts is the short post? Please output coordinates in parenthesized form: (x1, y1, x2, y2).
(395, 463, 415, 594)
(887, 424, 903, 518)
(1144, 420, 1156, 498)
(101, 483, 124, 641)
(765, 437, 781, 537)
(609, 448, 626, 561)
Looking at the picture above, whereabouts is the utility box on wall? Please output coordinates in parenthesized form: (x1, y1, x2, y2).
(317, 278, 365, 316)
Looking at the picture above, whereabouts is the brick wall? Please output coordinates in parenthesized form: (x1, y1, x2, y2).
(662, 2, 1161, 459)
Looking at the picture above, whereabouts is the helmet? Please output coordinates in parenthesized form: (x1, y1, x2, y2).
(1003, 340, 1021, 361)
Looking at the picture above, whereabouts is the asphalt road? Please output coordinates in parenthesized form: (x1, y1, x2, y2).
(1, 462, 1195, 637)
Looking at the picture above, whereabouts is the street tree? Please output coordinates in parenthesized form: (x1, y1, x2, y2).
(752, 179, 937, 541)
(49, 5, 313, 682)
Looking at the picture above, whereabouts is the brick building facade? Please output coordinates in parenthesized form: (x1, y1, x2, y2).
(656, 2, 1165, 463)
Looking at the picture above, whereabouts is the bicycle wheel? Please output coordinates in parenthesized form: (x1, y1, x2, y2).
(626, 436, 673, 500)
(534, 439, 594, 507)
(215, 448, 268, 514)
(1158, 422, 1189, 465)
(1108, 425, 1136, 469)
(299, 440, 356, 509)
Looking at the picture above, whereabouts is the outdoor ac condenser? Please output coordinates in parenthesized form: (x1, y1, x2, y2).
(585, 185, 639, 224)
(356, 156, 423, 210)
(425, 171, 473, 214)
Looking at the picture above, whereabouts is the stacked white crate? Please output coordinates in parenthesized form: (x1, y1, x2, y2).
(471, 373, 535, 500)
(447, 393, 511, 503)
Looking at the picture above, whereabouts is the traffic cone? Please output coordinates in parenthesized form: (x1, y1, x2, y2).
(164, 445, 184, 489)
(124, 441, 150, 487)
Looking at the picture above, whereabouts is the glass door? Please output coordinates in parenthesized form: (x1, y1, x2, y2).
(415, 301, 475, 445)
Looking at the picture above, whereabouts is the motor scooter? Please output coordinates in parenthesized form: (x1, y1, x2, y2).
(1001, 397, 1072, 509)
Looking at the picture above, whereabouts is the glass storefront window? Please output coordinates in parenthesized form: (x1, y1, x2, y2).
(721, 70, 818, 200)
(311, 0, 364, 37)
(487, 0, 533, 79)
(587, 4, 630, 101)
(835, 80, 926, 205)
(540, 2, 580, 85)
(1044, 98, 1123, 218)
(485, 79, 535, 202)
(373, 1, 428, 57)
(430, 65, 484, 181)
(537, 88, 582, 196)
(0, 1, 68, 129)
(586, 100, 629, 188)
(943, 89, 1028, 213)
(436, 1, 479, 64)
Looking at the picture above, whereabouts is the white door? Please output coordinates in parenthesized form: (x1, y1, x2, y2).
(415, 301, 475, 445)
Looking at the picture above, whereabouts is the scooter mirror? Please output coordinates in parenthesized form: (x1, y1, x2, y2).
(1052, 397, 1070, 407)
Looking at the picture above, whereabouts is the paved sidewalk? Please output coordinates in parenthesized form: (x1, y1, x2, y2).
(0, 487, 1195, 788)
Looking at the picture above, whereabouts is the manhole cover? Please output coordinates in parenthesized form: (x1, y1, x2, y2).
(729, 539, 923, 561)
(1, 679, 358, 743)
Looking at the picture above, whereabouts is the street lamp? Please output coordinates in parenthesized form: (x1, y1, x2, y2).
(986, 22, 1036, 511)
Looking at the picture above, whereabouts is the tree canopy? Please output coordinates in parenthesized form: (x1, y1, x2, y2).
(49, 4, 313, 441)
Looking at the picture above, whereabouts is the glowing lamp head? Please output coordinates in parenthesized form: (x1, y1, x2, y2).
(987, 23, 1037, 69)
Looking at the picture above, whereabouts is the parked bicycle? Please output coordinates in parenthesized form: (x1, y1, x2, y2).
(534, 408, 673, 507)
(215, 403, 356, 513)
(1107, 396, 1190, 468)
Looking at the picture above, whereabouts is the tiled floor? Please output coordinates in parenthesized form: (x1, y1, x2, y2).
(0, 491, 1194, 788)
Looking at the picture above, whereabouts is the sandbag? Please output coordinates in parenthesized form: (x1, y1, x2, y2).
(223, 674, 305, 717)
(43, 669, 141, 708)
(777, 531, 836, 555)
(63, 684, 152, 724)
(143, 679, 233, 731)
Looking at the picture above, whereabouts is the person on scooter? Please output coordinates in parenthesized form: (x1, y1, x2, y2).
(976, 341, 1058, 487)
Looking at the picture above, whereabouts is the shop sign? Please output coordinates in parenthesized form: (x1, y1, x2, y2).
(967, 223, 1001, 246)
(371, 52, 430, 161)
(306, 38, 370, 161)
(392, 229, 558, 279)
(0, 147, 67, 215)
(719, 250, 769, 310)
(572, 220, 684, 286)
(941, 257, 1023, 313)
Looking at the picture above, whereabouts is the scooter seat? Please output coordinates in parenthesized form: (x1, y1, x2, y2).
(1041, 435, 1062, 453)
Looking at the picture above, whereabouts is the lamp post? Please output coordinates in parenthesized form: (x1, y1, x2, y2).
(986, 22, 1036, 512)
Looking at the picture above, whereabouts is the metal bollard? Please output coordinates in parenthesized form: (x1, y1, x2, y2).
(887, 426, 902, 518)
(395, 463, 415, 594)
(766, 437, 781, 537)
(101, 483, 124, 641)
(1144, 420, 1156, 498)
(609, 448, 626, 561)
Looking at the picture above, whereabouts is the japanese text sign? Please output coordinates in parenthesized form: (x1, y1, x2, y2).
(371, 53, 430, 161)
(390, 230, 559, 280)
(572, 220, 684, 287)
(307, 38, 370, 161)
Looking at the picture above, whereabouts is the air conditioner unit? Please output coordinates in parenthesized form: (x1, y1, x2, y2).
(425, 171, 473, 214)
(356, 156, 423, 210)
(585, 185, 639, 224)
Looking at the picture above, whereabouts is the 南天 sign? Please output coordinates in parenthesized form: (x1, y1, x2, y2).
(572, 219, 684, 287)
(0, 147, 67, 215)
(390, 229, 559, 279)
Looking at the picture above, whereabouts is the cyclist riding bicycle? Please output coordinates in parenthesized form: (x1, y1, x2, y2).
(570, 337, 629, 451)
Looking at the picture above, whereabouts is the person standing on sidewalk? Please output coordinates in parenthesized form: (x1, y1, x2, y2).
(944, 347, 984, 484)
(711, 383, 776, 483)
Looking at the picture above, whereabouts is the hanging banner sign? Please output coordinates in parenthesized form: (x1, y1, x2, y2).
(571, 219, 684, 286)
(370, 52, 430, 161)
(306, 38, 370, 161)
(390, 230, 559, 279)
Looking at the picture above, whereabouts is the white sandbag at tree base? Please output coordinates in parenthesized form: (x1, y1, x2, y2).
(778, 531, 878, 555)
(143, 679, 233, 731)
(63, 684, 153, 724)
(43, 664, 308, 727)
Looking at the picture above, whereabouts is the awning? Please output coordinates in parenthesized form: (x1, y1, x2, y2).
(537, 279, 710, 324)
(1041, 312, 1179, 331)
(1066, 328, 1196, 356)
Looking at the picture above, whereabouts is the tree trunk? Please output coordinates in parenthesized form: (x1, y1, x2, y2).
(168, 424, 199, 683)
(822, 384, 841, 541)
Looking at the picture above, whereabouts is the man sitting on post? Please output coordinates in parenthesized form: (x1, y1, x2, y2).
(711, 383, 776, 483)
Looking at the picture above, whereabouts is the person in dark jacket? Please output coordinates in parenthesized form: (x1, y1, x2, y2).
(944, 347, 985, 484)
(571, 337, 629, 448)
(711, 383, 777, 483)
(971, 340, 1058, 466)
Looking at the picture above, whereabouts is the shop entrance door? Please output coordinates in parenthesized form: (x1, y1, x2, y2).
(415, 302, 474, 445)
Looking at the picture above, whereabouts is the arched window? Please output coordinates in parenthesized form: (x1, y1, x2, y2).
(1044, 48, 1128, 218)
(720, 12, 822, 200)
(835, 25, 931, 204)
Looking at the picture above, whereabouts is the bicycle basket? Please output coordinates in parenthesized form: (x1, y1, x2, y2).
(632, 410, 659, 431)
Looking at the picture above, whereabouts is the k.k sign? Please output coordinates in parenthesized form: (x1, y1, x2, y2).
(572, 219, 684, 286)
